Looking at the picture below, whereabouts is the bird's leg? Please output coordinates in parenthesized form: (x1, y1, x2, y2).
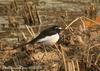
(43, 44, 48, 56)
(54, 44, 62, 56)
(48, 45, 55, 51)
(37, 44, 48, 60)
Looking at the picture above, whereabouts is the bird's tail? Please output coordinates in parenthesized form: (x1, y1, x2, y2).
(13, 39, 35, 49)
(13, 41, 30, 49)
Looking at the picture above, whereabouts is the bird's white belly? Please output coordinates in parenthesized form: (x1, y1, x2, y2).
(37, 33, 59, 45)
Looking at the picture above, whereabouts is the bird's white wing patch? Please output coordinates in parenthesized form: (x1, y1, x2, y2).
(37, 33, 59, 45)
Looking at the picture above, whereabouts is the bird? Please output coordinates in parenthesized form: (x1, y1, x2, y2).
(14, 25, 62, 49)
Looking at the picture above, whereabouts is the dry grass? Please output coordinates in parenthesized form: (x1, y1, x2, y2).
(0, 0, 100, 71)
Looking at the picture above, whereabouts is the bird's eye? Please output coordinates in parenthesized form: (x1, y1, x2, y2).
(55, 27, 59, 29)
(55, 26, 62, 30)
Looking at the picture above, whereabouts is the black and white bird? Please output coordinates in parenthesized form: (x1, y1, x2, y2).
(15, 25, 62, 48)
(28, 25, 62, 45)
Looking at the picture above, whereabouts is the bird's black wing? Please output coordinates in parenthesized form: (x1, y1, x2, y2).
(28, 27, 57, 44)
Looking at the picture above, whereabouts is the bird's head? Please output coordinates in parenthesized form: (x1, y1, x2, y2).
(50, 25, 62, 33)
